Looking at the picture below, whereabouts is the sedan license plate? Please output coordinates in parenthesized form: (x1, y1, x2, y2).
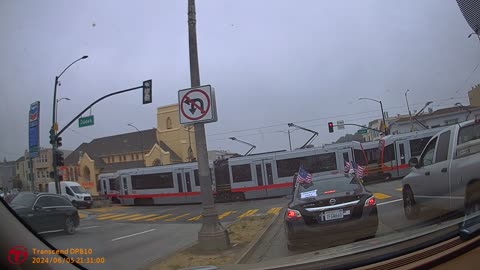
(324, 209, 344, 221)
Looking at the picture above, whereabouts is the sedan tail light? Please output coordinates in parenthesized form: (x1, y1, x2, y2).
(364, 196, 376, 207)
(286, 208, 302, 221)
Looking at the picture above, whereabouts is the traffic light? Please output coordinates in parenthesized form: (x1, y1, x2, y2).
(328, 122, 334, 133)
(143, 79, 152, 104)
(49, 128, 55, 145)
(55, 150, 64, 167)
(56, 136, 63, 148)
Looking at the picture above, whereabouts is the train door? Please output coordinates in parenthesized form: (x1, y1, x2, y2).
(101, 178, 108, 195)
(341, 150, 353, 171)
(174, 168, 195, 194)
(120, 175, 129, 195)
(252, 160, 274, 198)
(395, 139, 411, 177)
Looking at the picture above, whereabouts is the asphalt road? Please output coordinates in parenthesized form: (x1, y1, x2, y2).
(41, 197, 287, 270)
(242, 179, 458, 264)
(37, 179, 457, 269)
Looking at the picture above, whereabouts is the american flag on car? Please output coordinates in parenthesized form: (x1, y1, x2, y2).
(296, 166, 313, 184)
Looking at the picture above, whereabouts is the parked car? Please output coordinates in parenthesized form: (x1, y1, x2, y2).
(402, 119, 480, 220)
(285, 174, 378, 251)
(8, 192, 80, 234)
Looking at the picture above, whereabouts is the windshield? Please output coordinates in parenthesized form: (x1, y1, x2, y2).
(70, 186, 87, 194)
(10, 193, 37, 208)
(2, 1, 480, 270)
(297, 176, 362, 197)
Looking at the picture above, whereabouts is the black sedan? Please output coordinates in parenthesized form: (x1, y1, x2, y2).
(8, 192, 80, 235)
(285, 174, 378, 250)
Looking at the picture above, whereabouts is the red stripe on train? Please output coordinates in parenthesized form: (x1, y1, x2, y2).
(382, 164, 410, 172)
(231, 182, 292, 192)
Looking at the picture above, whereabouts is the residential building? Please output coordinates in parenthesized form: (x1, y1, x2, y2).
(30, 148, 72, 192)
(468, 84, 480, 107)
(14, 152, 32, 191)
(388, 106, 480, 134)
(0, 159, 16, 193)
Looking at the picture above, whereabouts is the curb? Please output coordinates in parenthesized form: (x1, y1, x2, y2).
(234, 212, 282, 265)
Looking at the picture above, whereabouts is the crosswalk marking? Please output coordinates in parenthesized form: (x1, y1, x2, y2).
(79, 213, 87, 219)
(267, 207, 282, 215)
(127, 214, 159, 221)
(238, 209, 259, 219)
(146, 214, 173, 221)
(111, 214, 143, 221)
(88, 209, 110, 212)
(166, 213, 191, 222)
(374, 193, 392, 200)
(218, 211, 237, 220)
(97, 213, 121, 218)
(396, 187, 403, 192)
(97, 214, 129, 220)
(188, 215, 203, 221)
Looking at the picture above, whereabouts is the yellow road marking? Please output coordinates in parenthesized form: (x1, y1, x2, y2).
(238, 209, 259, 219)
(79, 213, 87, 219)
(97, 213, 121, 218)
(165, 213, 191, 222)
(267, 207, 282, 215)
(218, 211, 237, 220)
(396, 187, 403, 192)
(128, 214, 159, 221)
(111, 214, 143, 221)
(374, 193, 392, 200)
(146, 214, 173, 221)
(97, 214, 129, 220)
(88, 208, 110, 212)
(188, 215, 202, 221)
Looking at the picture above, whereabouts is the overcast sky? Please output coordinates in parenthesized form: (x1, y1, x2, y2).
(0, 0, 478, 161)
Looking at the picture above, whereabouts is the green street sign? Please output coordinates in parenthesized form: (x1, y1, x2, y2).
(79, 116, 94, 127)
(356, 129, 368, 134)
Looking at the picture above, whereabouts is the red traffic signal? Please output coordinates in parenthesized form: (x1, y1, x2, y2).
(328, 122, 334, 133)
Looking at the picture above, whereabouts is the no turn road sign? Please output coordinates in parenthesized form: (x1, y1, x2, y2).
(178, 85, 217, 125)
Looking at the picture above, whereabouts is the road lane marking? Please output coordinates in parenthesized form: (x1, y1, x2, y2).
(111, 229, 156, 242)
(267, 207, 282, 215)
(218, 211, 237, 220)
(165, 213, 191, 222)
(238, 209, 259, 219)
(77, 226, 99, 230)
(88, 209, 110, 212)
(111, 214, 143, 221)
(188, 215, 202, 221)
(377, 198, 403, 206)
(128, 214, 159, 221)
(97, 213, 120, 218)
(79, 213, 87, 219)
(146, 214, 173, 221)
(97, 214, 129, 220)
(374, 193, 392, 200)
(396, 188, 403, 192)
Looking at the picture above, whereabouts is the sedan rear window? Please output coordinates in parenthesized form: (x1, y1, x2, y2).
(296, 176, 362, 197)
(10, 193, 37, 208)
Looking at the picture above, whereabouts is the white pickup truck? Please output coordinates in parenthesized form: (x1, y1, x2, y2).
(402, 119, 480, 220)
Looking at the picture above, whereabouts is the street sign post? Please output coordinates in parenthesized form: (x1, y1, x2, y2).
(337, 120, 345, 130)
(79, 115, 94, 127)
(357, 129, 368, 134)
(178, 85, 217, 125)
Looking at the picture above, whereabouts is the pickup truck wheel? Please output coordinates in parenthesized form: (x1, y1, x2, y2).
(64, 216, 76, 235)
(403, 187, 420, 220)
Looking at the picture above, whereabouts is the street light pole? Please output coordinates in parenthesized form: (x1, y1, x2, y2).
(188, 0, 229, 251)
(405, 89, 413, 132)
(128, 123, 144, 161)
(51, 55, 88, 194)
(358, 97, 388, 135)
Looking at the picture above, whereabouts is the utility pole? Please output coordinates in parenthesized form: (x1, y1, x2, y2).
(405, 89, 413, 132)
(188, 0, 229, 251)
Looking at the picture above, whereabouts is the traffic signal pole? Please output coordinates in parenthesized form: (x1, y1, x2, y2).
(51, 75, 60, 194)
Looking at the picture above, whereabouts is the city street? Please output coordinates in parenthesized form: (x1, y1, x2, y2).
(39, 179, 455, 269)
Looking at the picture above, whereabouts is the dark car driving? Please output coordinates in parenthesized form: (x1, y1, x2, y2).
(8, 192, 80, 235)
(285, 174, 378, 250)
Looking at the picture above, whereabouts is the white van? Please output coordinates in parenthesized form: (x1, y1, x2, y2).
(47, 181, 93, 208)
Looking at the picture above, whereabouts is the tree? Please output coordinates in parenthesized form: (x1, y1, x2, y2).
(335, 133, 365, 143)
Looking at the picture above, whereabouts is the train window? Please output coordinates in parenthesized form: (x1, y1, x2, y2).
(383, 144, 395, 163)
(177, 173, 183, 192)
(194, 170, 200, 186)
(435, 131, 451, 162)
(232, 164, 252, 183)
(131, 173, 174, 189)
(354, 149, 367, 166)
(276, 153, 337, 178)
(256, 164, 264, 186)
(399, 144, 406, 164)
(409, 137, 432, 157)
